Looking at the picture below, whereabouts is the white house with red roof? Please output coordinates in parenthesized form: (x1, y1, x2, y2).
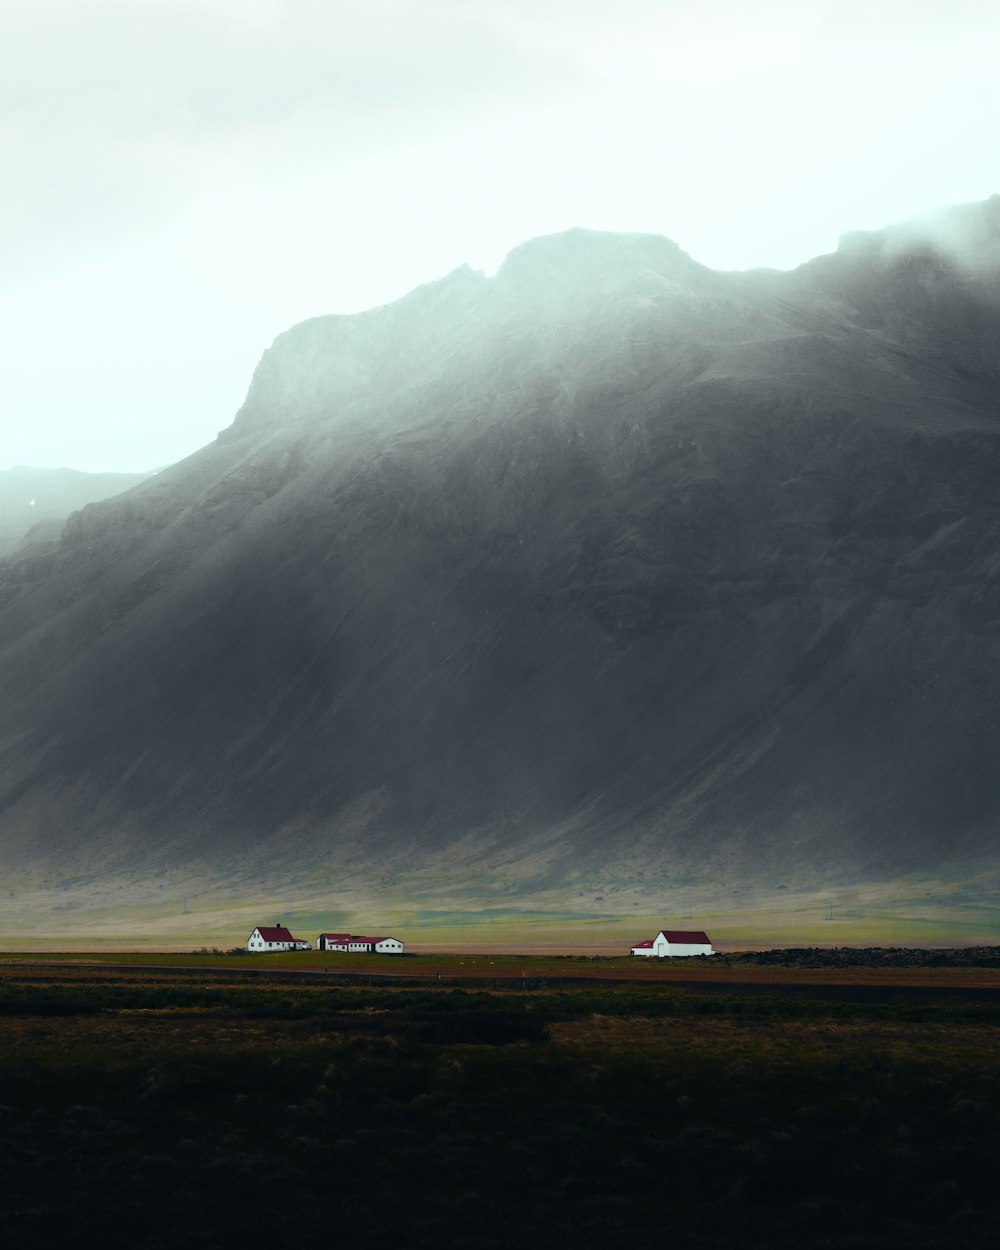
(317, 932, 404, 954)
(630, 929, 714, 957)
(247, 924, 312, 952)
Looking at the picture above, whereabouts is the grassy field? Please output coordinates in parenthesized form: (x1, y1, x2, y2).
(3, 864, 999, 951)
(1, 953, 998, 1248)
(4, 947, 1000, 988)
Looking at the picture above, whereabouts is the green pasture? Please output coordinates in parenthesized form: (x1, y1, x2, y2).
(2, 866, 998, 950)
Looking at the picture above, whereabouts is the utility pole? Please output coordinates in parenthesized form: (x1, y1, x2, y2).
(824, 900, 834, 921)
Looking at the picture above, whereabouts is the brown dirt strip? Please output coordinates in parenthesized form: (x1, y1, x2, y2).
(3, 957, 999, 992)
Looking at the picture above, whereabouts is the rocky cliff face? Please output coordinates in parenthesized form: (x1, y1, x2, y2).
(2, 200, 1000, 896)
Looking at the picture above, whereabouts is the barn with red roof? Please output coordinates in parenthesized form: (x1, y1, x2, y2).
(630, 929, 714, 957)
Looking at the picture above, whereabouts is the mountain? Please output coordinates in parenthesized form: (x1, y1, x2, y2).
(2, 198, 1000, 928)
(0, 465, 153, 556)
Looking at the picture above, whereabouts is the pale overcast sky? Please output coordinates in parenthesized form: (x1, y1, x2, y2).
(2, 0, 998, 472)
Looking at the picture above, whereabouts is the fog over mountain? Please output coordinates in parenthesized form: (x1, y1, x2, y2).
(0, 466, 152, 556)
(3, 198, 1000, 911)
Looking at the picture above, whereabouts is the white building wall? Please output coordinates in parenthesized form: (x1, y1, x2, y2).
(630, 934, 714, 957)
(247, 928, 309, 952)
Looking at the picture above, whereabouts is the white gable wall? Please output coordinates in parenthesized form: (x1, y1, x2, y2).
(247, 927, 310, 952)
(655, 932, 713, 957)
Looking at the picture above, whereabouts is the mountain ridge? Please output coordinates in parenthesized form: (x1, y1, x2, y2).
(2, 199, 1000, 918)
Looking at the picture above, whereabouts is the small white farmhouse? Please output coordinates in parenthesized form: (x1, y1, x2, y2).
(317, 932, 404, 954)
(247, 924, 312, 952)
(630, 928, 714, 957)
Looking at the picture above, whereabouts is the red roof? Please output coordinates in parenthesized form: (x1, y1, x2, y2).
(319, 933, 352, 942)
(255, 925, 299, 942)
(631, 939, 655, 949)
(658, 930, 711, 944)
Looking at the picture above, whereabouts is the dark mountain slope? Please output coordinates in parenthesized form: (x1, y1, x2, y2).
(2, 201, 1000, 893)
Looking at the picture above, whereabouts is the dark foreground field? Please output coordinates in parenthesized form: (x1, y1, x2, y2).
(1, 952, 999, 1249)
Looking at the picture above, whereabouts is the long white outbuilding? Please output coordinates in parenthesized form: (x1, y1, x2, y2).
(317, 933, 404, 954)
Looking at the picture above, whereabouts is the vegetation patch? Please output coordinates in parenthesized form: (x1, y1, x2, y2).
(0, 957, 998, 1246)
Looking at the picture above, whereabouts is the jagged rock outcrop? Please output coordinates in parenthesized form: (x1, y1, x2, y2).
(2, 200, 1000, 894)
(0, 465, 152, 557)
